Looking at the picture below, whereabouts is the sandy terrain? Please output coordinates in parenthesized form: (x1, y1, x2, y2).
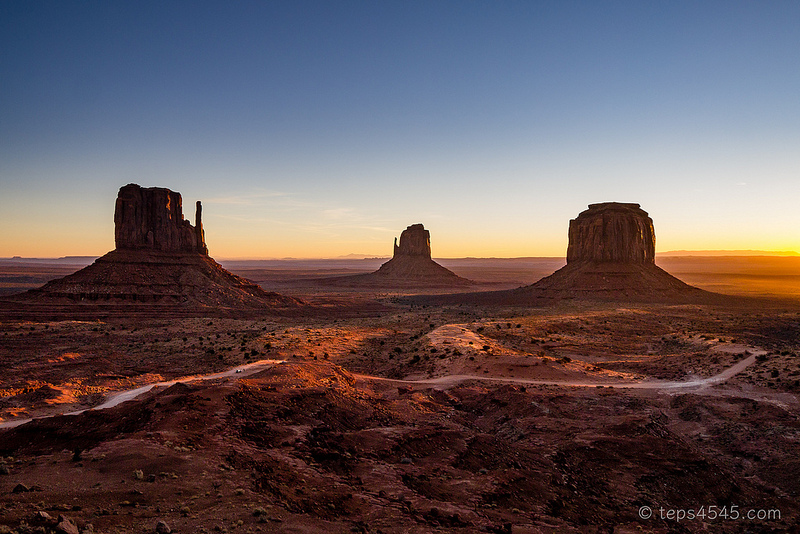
(1, 258, 800, 533)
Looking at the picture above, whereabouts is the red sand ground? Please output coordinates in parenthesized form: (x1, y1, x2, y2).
(1, 258, 800, 533)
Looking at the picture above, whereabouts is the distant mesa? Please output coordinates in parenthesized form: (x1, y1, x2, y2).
(323, 224, 472, 288)
(18, 184, 299, 312)
(393, 223, 432, 258)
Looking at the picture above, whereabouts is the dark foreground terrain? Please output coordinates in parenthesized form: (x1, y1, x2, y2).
(1, 257, 799, 533)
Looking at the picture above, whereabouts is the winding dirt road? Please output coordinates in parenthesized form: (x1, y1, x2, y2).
(0, 359, 283, 430)
(355, 352, 762, 390)
(0, 348, 768, 431)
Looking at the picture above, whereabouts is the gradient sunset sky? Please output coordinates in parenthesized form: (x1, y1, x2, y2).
(2, 1, 799, 259)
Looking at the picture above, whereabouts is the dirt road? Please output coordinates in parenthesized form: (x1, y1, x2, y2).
(0, 346, 769, 430)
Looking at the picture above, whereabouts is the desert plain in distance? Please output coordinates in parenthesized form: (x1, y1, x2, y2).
(1, 194, 799, 534)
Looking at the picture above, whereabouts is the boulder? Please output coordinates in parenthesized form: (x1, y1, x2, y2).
(114, 184, 207, 254)
(566, 202, 655, 264)
(55, 515, 79, 534)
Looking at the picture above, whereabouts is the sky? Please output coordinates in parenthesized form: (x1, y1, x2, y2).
(2, 1, 799, 259)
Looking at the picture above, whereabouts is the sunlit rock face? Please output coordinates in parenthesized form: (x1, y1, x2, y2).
(114, 184, 207, 255)
(393, 224, 432, 258)
(566, 202, 655, 264)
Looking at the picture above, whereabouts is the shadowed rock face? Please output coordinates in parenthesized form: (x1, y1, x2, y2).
(114, 184, 207, 255)
(393, 224, 431, 258)
(17, 183, 300, 313)
(566, 202, 655, 264)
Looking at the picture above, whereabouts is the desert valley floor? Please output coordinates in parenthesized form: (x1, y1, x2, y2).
(1, 257, 800, 534)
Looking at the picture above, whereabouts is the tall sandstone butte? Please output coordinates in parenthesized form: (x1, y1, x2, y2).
(520, 201, 702, 300)
(114, 184, 207, 254)
(324, 223, 471, 287)
(20, 184, 299, 312)
(393, 223, 432, 258)
(566, 202, 655, 264)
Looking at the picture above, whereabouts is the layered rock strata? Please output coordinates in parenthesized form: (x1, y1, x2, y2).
(566, 203, 655, 264)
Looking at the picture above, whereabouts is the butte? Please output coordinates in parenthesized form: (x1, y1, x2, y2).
(15, 184, 299, 314)
(526, 202, 704, 300)
(326, 224, 472, 288)
(414, 202, 709, 305)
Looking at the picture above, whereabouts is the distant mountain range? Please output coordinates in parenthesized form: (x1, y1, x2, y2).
(658, 250, 799, 257)
(2, 250, 798, 264)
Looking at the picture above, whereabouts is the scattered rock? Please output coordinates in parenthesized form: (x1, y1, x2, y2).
(11, 482, 30, 493)
(155, 520, 172, 534)
(32, 510, 55, 525)
(55, 515, 79, 534)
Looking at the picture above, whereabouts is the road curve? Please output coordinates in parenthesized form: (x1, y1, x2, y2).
(354, 352, 763, 391)
(0, 359, 284, 430)
(1, 349, 764, 431)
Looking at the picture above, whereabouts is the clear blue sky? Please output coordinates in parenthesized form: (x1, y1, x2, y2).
(2, 1, 799, 258)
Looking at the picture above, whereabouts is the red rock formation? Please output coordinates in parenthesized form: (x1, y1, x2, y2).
(393, 224, 431, 258)
(18, 184, 299, 313)
(114, 184, 207, 255)
(373, 224, 469, 283)
(322, 224, 472, 287)
(566, 203, 655, 264)
(526, 202, 699, 300)
(418, 203, 707, 305)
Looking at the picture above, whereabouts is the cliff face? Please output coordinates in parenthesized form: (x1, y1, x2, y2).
(566, 202, 655, 264)
(114, 184, 207, 255)
(393, 224, 432, 258)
